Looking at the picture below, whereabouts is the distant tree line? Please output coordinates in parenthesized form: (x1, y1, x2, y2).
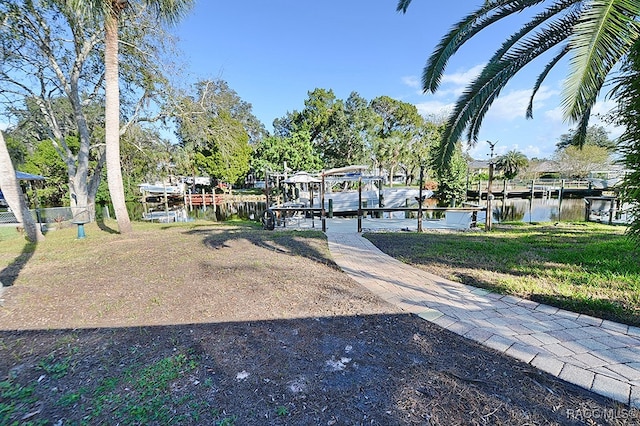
(0, 0, 631, 233)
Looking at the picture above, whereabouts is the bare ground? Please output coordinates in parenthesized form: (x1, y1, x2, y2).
(0, 222, 636, 425)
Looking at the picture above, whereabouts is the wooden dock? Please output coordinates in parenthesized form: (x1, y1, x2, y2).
(467, 179, 610, 200)
(186, 193, 223, 206)
(467, 188, 604, 199)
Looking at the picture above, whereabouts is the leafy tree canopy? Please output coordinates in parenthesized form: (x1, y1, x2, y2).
(175, 80, 259, 185)
(553, 145, 611, 178)
(611, 39, 640, 241)
(251, 131, 323, 179)
(495, 150, 529, 180)
(556, 125, 616, 151)
(22, 139, 71, 207)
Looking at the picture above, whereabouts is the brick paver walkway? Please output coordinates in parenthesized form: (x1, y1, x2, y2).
(325, 229, 640, 408)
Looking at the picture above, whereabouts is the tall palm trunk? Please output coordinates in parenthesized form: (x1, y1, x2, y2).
(0, 132, 44, 242)
(105, 12, 133, 234)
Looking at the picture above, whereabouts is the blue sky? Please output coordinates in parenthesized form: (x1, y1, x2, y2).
(0, 2, 621, 161)
(175, 1, 623, 161)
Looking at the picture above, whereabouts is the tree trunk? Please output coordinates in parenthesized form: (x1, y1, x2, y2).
(105, 13, 133, 234)
(0, 132, 44, 242)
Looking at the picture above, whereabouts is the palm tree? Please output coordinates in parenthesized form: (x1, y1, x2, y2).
(495, 150, 529, 180)
(0, 131, 44, 242)
(397, 0, 640, 168)
(67, 0, 194, 234)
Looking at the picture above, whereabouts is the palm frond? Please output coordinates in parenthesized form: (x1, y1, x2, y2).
(65, 0, 194, 24)
(143, 0, 194, 25)
(64, 0, 110, 20)
(570, 106, 592, 147)
(487, 0, 580, 64)
(432, 18, 573, 168)
(563, 0, 640, 121)
(423, 0, 547, 92)
(396, 0, 413, 13)
(527, 47, 569, 118)
(463, 60, 517, 144)
(465, 18, 573, 138)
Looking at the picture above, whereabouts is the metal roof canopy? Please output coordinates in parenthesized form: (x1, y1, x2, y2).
(322, 165, 368, 176)
(16, 171, 46, 181)
(321, 165, 382, 183)
(283, 171, 321, 184)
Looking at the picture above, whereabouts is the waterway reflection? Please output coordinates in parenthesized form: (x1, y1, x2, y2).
(192, 201, 267, 221)
(134, 198, 588, 225)
(490, 197, 586, 223)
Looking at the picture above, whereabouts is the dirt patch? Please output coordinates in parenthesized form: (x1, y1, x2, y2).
(0, 223, 633, 425)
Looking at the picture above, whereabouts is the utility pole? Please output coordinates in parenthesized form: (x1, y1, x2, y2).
(486, 141, 498, 231)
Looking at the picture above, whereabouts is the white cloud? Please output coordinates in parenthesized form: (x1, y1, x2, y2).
(591, 99, 625, 139)
(522, 145, 542, 158)
(401, 75, 420, 89)
(414, 100, 453, 118)
(592, 99, 616, 117)
(543, 99, 625, 139)
(466, 144, 485, 159)
(420, 64, 485, 98)
(543, 106, 565, 123)
(0, 122, 8, 131)
(486, 86, 557, 122)
(440, 64, 484, 86)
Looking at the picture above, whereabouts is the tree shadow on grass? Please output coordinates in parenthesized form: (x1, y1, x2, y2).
(0, 315, 621, 425)
(185, 224, 339, 269)
(96, 218, 119, 234)
(0, 240, 36, 287)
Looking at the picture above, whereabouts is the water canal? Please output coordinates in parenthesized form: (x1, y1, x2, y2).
(183, 197, 590, 224)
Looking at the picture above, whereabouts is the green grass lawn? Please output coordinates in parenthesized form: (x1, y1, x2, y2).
(3, 220, 639, 326)
(365, 222, 640, 326)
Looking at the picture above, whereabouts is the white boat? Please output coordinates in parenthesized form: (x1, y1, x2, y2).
(275, 166, 433, 214)
(139, 182, 185, 195)
(585, 177, 622, 190)
(586, 170, 626, 190)
(316, 187, 430, 212)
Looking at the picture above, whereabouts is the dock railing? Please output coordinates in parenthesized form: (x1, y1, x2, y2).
(267, 205, 487, 232)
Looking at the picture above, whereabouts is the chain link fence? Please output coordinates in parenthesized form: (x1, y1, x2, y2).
(0, 207, 88, 226)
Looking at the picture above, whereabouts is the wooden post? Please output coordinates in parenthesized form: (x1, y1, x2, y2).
(212, 188, 217, 221)
(417, 165, 424, 233)
(558, 179, 565, 221)
(321, 172, 326, 232)
(485, 161, 494, 231)
(530, 179, 535, 199)
(584, 198, 591, 221)
(265, 169, 269, 207)
(163, 183, 169, 221)
(142, 188, 148, 217)
(357, 176, 362, 233)
(608, 198, 615, 225)
(485, 195, 493, 231)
